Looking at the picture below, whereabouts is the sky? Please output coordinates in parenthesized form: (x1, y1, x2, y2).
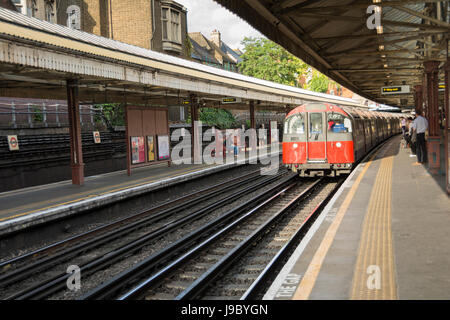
(176, 0, 264, 50)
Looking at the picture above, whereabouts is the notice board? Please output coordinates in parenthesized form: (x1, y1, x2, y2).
(126, 106, 170, 175)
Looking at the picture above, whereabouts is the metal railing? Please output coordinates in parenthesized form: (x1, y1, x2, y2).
(0, 102, 104, 128)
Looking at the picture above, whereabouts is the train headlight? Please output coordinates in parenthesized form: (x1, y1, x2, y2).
(293, 143, 298, 149)
(336, 142, 342, 148)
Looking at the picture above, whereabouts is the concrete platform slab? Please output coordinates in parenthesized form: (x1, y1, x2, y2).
(265, 136, 450, 300)
(0, 148, 281, 236)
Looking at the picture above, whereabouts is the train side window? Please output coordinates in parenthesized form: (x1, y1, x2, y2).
(327, 112, 352, 133)
(284, 114, 305, 134)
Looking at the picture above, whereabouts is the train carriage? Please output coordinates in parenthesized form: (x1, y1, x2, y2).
(283, 102, 401, 177)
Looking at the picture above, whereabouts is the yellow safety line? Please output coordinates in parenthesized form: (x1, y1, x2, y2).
(350, 152, 396, 300)
(292, 151, 378, 300)
(0, 165, 212, 223)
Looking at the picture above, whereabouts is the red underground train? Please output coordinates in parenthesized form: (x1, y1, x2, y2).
(282, 102, 402, 177)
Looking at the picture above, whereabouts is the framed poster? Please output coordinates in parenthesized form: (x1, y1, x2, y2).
(157, 135, 170, 160)
(131, 136, 145, 164)
(147, 135, 156, 162)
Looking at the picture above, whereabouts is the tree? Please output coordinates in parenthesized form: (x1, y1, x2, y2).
(187, 107, 237, 129)
(238, 37, 308, 87)
(306, 69, 330, 93)
(94, 103, 125, 130)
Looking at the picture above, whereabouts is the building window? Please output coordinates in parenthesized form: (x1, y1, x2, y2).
(26, 0, 37, 17)
(162, 7, 181, 44)
(66, 5, 81, 30)
(44, 1, 55, 23)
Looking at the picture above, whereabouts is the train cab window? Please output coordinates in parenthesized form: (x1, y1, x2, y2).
(310, 113, 323, 134)
(284, 114, 305, 134)
(327, 112, 352, 133)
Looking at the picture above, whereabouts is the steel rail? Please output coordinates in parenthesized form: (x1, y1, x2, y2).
(174, 179, 324, 300)
(0, 169, 262, 285)
(80, 174, 297, 300)
(240, 178, 344, 300)
(116, 176, 307, 300)
(7, 172, 286, 300)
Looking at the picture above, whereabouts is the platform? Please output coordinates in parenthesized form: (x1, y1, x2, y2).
(265, 135, 450, 300)
(0, 147, 280, 236)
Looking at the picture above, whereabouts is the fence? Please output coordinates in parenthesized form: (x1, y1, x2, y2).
(233, 112, 285, 125)
(0, 102, 104, 129)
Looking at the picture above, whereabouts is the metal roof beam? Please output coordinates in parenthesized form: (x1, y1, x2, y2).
(281, 0, 446, 14)
(392, 5, 450, 29)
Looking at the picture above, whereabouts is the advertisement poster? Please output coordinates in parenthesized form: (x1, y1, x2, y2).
(157, 135, 170, 160)
(147, 135, 156, 162)
(131, 136, 145, 164)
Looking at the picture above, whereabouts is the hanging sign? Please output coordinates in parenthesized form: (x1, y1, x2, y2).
(221, 97, 242, 104)
(381, 85, 410, 95)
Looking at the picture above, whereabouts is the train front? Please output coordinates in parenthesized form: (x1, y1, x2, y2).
(282, 103, 354, 177)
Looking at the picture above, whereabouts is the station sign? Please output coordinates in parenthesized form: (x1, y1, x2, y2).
(7, 135, 19, 151)
(93, 131, 101, 144)
(381, 85, 410, 95)
(221, 97, 242, 104)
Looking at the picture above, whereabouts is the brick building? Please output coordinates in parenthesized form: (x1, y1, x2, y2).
(56, 0, 188, 56)
(11, 0, 57, 22)
(189, 30, 242, 72)
(5, 0, 190, 123)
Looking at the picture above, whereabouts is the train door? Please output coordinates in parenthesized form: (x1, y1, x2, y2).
(307, 112, 326, 161)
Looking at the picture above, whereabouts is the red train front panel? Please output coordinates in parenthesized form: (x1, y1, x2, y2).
(282, 103, 354, 177)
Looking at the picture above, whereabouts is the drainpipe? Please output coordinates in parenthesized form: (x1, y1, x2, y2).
(150, 0, 155, 49)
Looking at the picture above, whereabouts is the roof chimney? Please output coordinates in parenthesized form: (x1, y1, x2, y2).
(210, 29, 221, 48)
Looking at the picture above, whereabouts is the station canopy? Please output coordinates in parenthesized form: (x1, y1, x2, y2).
(213, 0, 450, 108)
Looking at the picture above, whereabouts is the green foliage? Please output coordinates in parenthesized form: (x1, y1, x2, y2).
(32, 106, 43, 123)
(198, 108, 237, 129)
(95, 103, 125, 129)
(238, 37, 308, 87)
(307, 71, 330, 93)
(239, 37, 335, 94)
(185, 35, 193, 57)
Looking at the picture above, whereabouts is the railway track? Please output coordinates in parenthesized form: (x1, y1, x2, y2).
(80, 177, 342, 300)
(0, 166, 290, 300)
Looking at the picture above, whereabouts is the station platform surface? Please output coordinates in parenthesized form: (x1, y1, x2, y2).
(0, 147, 280, 236)
(265, 135, 450, 300)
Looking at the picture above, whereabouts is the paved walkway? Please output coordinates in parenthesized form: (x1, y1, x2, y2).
(265, 135, 450, 300)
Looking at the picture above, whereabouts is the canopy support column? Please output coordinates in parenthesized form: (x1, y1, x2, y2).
(190, 93, 201, 164)
(250, 100, 256, 129)
(414, 85, 423, 115)
(67, 79, 84, 185)
(444, 58, 449, 194)
(424, 61, 441, 174)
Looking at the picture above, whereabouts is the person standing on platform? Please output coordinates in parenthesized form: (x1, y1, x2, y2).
(401, 117, 407, 135)
(411, 111, 428, 165)
(408, 119, 416, 156)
